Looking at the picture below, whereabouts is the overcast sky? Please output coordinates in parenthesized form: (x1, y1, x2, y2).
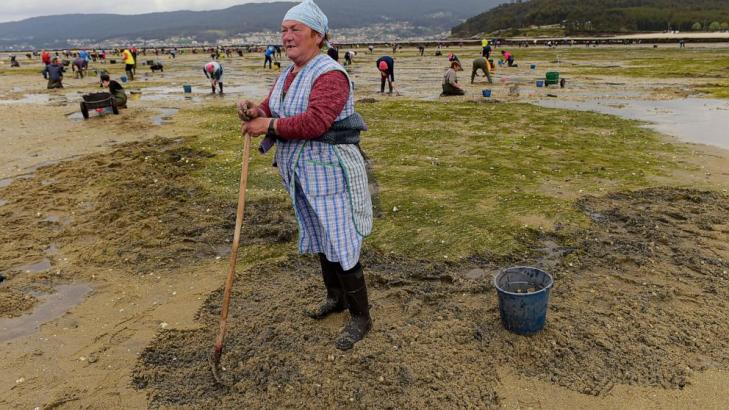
(1, 0, 286, 23)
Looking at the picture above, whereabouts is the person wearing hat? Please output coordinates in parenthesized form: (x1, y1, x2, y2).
(448, 53, 461, 64)
(203, 61, 224, 94)
(100, 74, 127, 108)
(442, 60, 465, 96)
(375, 56, 399, 95)
(237, 0, 373, 351)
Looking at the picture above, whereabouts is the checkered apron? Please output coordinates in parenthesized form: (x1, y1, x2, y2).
(269, 54, 372, 270)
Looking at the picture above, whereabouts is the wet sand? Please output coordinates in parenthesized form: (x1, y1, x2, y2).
(1, 46, 729, 408)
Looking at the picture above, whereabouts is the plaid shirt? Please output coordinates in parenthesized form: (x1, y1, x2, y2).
(270, 54, 372, 270)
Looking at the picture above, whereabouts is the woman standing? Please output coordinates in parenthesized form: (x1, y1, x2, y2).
(238, 0, 373, 351)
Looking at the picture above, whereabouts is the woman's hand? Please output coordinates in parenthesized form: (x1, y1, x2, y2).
(237, 100, 260, 121)
(243, 117, 271, 137)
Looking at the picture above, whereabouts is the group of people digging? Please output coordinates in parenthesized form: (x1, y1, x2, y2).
(441, 50, 516, 96)
(27, 0, 534, 355)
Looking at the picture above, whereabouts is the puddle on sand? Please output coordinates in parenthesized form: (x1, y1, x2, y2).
(66, 111, 84, 121)
(66, 107, 113, 121)
(45, 243, 60, 256)
(0, 177, 14, 188)
(44, 212, 70, 225)
(463, 268, 487, 280)
(534, 97, 729, 150)
(0, 283, 92, 343)
(139, 83, 267, 102)
(0, 94, 49, 105)
(13, 258, 52, 273)
(151, 107, 179, 125)
(0, 93, 71, 106)
(213, 244, 232, 257)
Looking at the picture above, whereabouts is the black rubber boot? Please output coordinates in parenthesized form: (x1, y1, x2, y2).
(211, 84, 216, 93)
(335, 264, 372, 351)
(306, 254, 345, 319)
(218, 82, 224, 94)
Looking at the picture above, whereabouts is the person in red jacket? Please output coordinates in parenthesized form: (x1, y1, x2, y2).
(41, 50, 51, 66)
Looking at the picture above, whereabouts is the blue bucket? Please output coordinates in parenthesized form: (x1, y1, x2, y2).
(482, 89, 492, 97)
(536, 80, 545, 88)
(183, 84, 192, 93)
(530, 64, 537, 70)
(120, 75, 127, 83)
(494, 267, 553, 335)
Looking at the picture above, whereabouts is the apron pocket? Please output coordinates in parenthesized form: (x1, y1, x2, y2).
(299, 159, 347, 198)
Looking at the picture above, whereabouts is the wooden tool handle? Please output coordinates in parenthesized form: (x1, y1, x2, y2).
(213, 127, 252, 353)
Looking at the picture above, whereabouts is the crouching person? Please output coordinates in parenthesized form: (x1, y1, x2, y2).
(43, 57, 65, 89)
(101, 74, 127, 108)
(441, 60, 465, 96)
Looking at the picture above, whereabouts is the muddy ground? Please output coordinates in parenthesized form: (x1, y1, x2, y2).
(0, 137, 297, 316)
(131, 188, 729, 409)
(2, 46, 729, 409)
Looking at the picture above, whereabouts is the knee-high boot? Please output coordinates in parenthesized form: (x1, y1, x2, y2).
(335, 263, 372, 350)
(306, 254, 346, 319)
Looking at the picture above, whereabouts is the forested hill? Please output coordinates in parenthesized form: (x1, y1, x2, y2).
(452, 0, 729, 37)
(0, 0, 504, 49)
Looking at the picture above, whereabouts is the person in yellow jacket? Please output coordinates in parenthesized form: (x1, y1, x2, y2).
(122, 48, 135, 81)
(482, 39, 492, 59)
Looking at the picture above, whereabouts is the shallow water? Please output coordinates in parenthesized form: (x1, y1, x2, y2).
(44, 212, 70, 225)
(0, 93, 74, 106)
(534, 97, 729, 150)
(0, 283, 92, 342)
(66, 107, 113, 121)
(139, 83, 267, 102)
(151, 107, 179, 125)
(45, 243, 60, 256)
(13, 258, 52, 273)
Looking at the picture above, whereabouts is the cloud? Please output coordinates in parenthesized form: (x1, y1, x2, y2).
(0, 0, 284, 23)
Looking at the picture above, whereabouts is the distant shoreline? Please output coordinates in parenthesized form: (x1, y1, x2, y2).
(2, 32, 729, 52)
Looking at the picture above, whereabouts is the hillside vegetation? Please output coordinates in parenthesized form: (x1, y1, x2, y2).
(0, 0, 502, 48)
(452, 0, 729, 36)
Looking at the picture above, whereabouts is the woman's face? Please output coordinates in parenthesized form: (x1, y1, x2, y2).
(281, 20, 322, 64)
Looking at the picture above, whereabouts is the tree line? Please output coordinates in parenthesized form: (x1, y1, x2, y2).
(452, 0, 729, 36)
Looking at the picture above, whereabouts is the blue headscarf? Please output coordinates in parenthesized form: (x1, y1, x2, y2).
(283, 0, 329, 36)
